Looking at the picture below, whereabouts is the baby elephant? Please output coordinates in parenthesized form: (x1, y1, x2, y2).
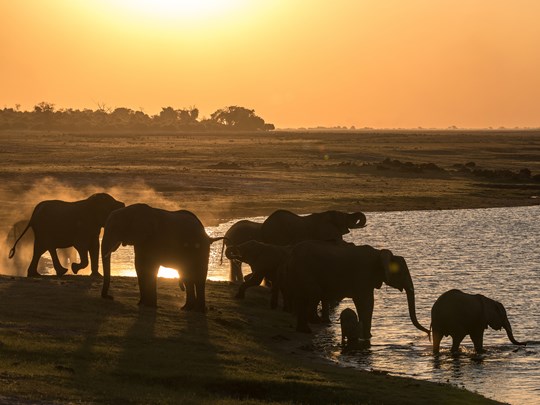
(431, 289, 526, 354)
(339, 308, 362, 345)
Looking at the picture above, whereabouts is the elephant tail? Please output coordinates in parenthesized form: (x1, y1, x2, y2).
(209, 236, 229, 265)
(8, 221, 32, 259)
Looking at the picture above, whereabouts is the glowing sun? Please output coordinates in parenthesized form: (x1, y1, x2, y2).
(112, 0, 248, 21)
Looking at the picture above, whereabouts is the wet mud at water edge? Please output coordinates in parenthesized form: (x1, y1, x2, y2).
(1, 206, 539, 404)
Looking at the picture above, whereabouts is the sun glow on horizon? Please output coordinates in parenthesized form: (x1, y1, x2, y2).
(108, 0, 250, 23)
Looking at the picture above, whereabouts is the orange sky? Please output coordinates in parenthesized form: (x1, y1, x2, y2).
(1, 0, 539, 128)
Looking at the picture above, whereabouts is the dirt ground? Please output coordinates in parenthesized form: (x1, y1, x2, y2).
(0, 129, 539, 230)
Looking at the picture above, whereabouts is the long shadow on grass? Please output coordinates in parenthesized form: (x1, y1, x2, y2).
(113, 288, 222, 399)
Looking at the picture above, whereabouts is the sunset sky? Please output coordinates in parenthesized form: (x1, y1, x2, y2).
(1, 0, 539, 128)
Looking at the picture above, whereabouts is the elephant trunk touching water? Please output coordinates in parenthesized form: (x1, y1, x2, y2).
(430, 289, 526, 354)
(285, 241, 430, 336)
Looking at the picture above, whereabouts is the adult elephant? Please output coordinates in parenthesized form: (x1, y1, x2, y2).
(285, 241, 430, 337)
(101, 204, 223, 311)
(225, 240, 291, 309)
(9, 193, 124, 277)
(6, 219, 78, 274)
(261, 209, 366, 246)
(431, 289, 526, 354)
(223, 220, 263, 282)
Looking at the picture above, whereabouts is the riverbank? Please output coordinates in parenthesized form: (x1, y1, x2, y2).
(0, 275, 499, 404)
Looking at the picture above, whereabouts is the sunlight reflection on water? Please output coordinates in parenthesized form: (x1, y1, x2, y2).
(31, 206, 539, 404)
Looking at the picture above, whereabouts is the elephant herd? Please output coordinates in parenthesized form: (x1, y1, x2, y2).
(7, 193, 527, 354)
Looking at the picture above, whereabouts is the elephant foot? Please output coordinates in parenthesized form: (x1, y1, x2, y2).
(27, 271, 42, 278)
(101, 293, 114, 300)
(90, 272, 102, 278)
(55, 266, 69, 277)
(138, 300, 157, 308)
(71, 263, 82, 274)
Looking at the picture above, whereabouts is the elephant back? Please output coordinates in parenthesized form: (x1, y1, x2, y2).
(261, 210, 305, 246)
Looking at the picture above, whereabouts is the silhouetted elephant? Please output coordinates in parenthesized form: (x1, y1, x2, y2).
(223, 219, 263, 282)
(430, 289, 526, 354)
(261, 209, 366, 246)
(9, 193, 125, 277)
(340, 308, 362, 345)
(7, 219, 78, 274)
(285, 241, 430, 336)
(101, 204, 224, 311)
(225, 240, 291, 309)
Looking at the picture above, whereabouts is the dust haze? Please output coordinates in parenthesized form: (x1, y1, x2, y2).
(0, 177, 181, 276)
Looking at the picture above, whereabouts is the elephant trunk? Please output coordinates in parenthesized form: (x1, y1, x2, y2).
(503, 319, 526, 346)
(350, 212, 367, 228)
(404, 280, 430, 335)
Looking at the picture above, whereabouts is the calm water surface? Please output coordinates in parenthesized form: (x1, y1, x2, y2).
(33, 206, 540, 404)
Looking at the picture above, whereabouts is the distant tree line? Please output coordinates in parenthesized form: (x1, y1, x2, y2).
(0, 103, 275, 132)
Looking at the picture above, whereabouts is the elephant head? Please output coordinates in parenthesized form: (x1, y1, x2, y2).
(86, 193, 125, 226)
(481, 296, 526, 346)
(308, 210, 367, 241)
(225, 241, 265, 265)
(380, 250, 430, 334)
(101, 204, 156, 299)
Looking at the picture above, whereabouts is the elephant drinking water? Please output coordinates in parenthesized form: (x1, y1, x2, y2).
(284, 241, 430, 337)
(430, 289, 526, 354)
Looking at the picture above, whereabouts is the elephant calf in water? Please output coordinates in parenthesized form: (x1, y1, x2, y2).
(430, 289, 527, 354)
(9, 193, 125, 277)
(339, 308, 363, 345)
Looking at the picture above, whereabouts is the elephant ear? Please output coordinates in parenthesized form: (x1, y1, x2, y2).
(481, 296, 505, 330)
(379, 249, 394, 285)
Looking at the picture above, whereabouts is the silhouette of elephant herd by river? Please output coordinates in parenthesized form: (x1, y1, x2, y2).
(6, 192, 528, 355)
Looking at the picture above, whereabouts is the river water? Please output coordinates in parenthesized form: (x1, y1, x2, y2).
(16, 206, 540, 404)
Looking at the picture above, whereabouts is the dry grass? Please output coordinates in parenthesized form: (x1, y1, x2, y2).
(0, 130, 539, 228)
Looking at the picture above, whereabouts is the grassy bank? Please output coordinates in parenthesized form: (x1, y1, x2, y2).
(0, 275, 499, 404)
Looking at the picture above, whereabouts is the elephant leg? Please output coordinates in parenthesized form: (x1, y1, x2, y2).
(236, 272, 264, 299)
(134, 252, 158, 307)
(49, 249, 68, 276)
(230, 260, 243, 283)
(89, 238, 101, 277)
(354, 290, 374, 340)
(451, 334, 466, 354)
(71, 248, 89, 274)
(194, 279, 207, 312)
(136, 265, 158, 307)
(432, 330, 443, 354)
(182, 280, 196, 310)
(27, 243, 45, 277)
(470, 331, 485, 353)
